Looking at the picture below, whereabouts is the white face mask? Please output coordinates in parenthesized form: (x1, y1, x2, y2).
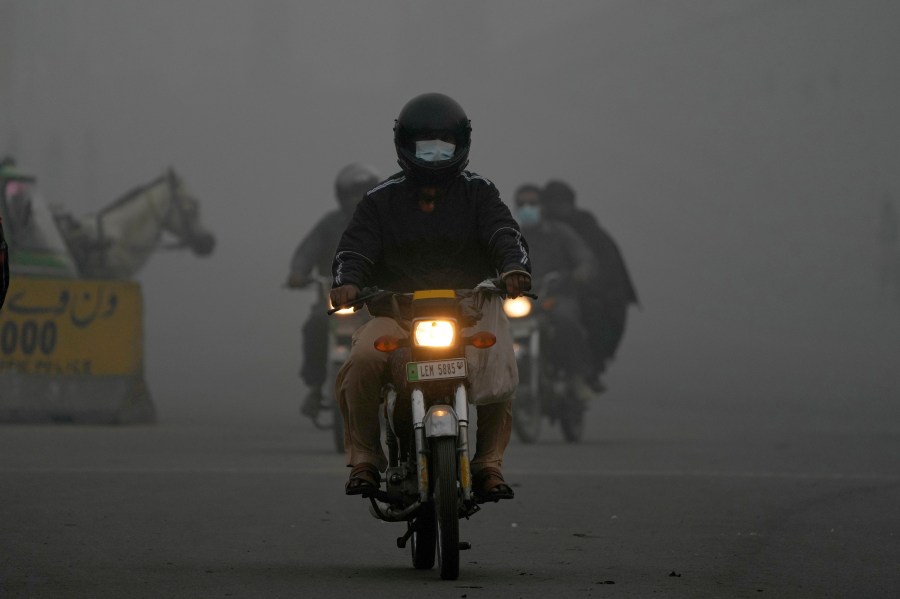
(516, 205, 541, 227)
(415, 139, 455, 162)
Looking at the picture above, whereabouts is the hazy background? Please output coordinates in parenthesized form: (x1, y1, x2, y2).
(2, 0, 898, 433)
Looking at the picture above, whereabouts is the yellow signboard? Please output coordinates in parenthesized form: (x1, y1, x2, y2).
(0, 275, 143, 376)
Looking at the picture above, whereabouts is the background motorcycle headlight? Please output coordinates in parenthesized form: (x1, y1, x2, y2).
(503, 297, 532, 318)
(414, 320, 456, 347)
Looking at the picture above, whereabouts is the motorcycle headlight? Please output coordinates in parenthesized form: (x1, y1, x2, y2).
(503, 297, 532, 318)
(413, 319, 456, 347)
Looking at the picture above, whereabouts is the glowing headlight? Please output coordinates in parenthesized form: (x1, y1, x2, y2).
(414, 320, 456, 347)
(503, 297, 532, 318)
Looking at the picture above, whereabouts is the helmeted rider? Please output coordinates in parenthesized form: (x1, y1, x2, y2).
(541, 179, 638, 391)
(286, 163, 381, 418)
(512, 184, 597, 402)
(329, 92, 531, 500)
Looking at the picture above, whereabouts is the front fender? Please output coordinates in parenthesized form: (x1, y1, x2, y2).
(423, 405, 458, 438)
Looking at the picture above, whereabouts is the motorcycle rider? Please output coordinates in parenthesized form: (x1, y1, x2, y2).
(513, 184, 597, 402)
(330, 92, 531, 500)
(541, 179, 638, 391)
(286, 163, 381, 418)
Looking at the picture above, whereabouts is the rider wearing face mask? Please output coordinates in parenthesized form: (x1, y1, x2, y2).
(286, 163, 381, 418)
(513, 184, 597, 402)
(330, 92, 531, 500)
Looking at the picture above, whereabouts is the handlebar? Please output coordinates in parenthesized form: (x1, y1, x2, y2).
(327, 278, 537, 316)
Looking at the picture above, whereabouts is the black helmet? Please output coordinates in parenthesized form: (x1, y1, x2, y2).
(393, 92, 472, 187)
(334, 163, 381, 208)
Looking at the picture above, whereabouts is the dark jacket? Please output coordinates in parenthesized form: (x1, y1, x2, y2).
(289, 208, 355, 280)
(520, 220, 594, 282)
(332, 171, 530, 305)
(556, 208, 638, 305)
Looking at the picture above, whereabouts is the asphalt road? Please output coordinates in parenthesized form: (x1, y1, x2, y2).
(2, 390, 898, 599)
(3, 306, 900, 598)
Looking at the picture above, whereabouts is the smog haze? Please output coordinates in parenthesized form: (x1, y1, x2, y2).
(2, 0, 899, 433)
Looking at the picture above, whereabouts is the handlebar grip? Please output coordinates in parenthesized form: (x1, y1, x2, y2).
(327, 286, 385, 315)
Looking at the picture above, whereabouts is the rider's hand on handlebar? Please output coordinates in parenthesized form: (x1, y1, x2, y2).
(330, 284, 360, 309)
(501, 272, 532, 299)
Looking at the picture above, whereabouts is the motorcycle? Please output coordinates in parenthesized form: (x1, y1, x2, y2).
(329, 279, 513, 580)
(504, 272, 586, 443)
(302, 278, 369, 453)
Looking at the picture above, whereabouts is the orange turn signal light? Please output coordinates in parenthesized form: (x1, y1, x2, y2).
(374, 336, 401, 353)
(467, 332, 497, 349)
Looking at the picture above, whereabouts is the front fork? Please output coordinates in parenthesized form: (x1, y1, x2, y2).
(411, 383, 473, 503)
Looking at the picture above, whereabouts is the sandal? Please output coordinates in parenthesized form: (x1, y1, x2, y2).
(473, 467, 514, 502)
(345, 462, 380, 496)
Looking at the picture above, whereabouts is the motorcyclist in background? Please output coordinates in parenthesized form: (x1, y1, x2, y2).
(329, 92, 531, 500)
(512, 184, 598, 402)
(1, 216, 8, 309)
(285, 163, 381, 418)
(541, 180, 639, 391)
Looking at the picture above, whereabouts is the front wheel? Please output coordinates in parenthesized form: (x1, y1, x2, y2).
(331, 403, 345, 453)
(559, 391, 585, 443)
(512, 385, 542, 444)
(432, 437, 460, 580)
(327, 362, 345, 454)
